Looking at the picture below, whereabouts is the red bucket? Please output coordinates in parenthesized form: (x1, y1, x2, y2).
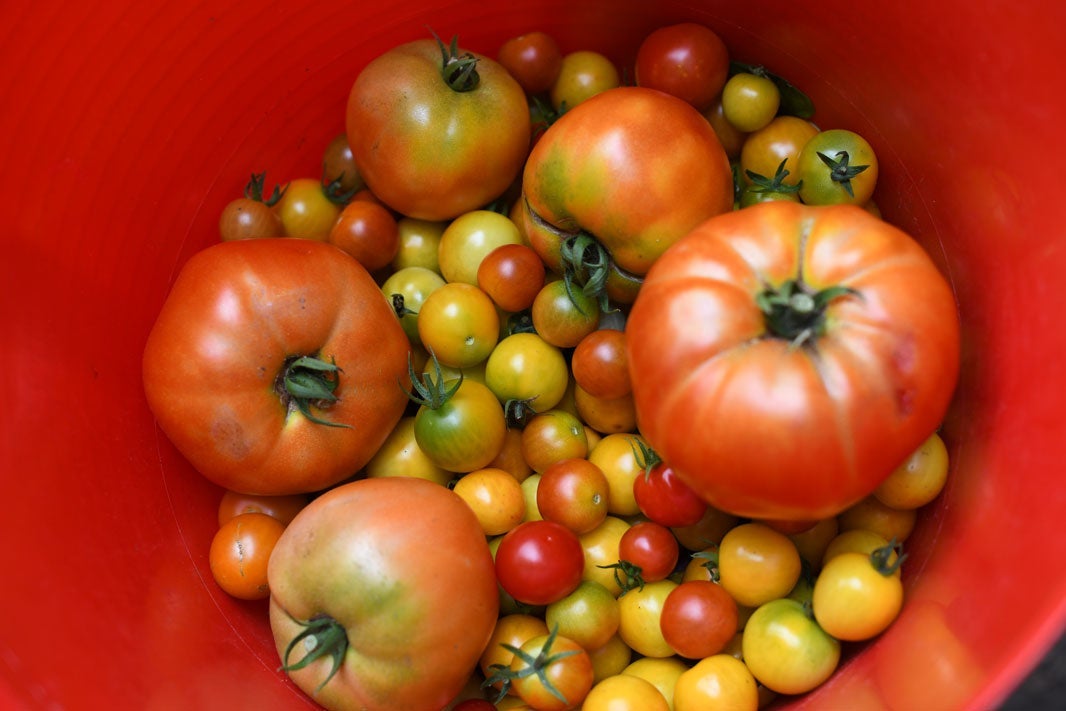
(3, 1, 1063, 708)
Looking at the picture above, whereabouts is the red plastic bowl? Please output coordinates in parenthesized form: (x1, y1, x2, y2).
(2, 2, 1064, 709)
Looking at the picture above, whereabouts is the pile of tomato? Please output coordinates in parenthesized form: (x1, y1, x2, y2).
(142, 21, 961, 711)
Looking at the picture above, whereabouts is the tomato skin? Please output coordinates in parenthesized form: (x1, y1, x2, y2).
(217, 490, 309, 527)
(275, 177, 341, 240)
(413, 377, 507, 473)
(570, 328, 630, 400)
(627, 201, 960, 520)
(142, 239, 411, 495)
(522, 86, 734, 305)
(497, 31, 563, 95)
(268, 477, 498, 711)
(537, 457, 611, 535)
(618, 521, 680, 584)
(327, 199, 399, 271)
(742, 598, 840, 695)
(584, 674, 669, 711)
(496, 520, 586, 606)
(632, 459, 707, 528)
(550, 50, 620, 111)
(209, 512, 285, 600)
(346, 38, 530, 221)
(616, 579, 677, 658)
(477, 243, 546, 313)
(635, 22, 730, 112)
(508, 632, 594, 711)
(659, 579, 738, 660)
(812, 551, 904, 641)
(797, 129, 879, 206)
(673, 654, 759, 711)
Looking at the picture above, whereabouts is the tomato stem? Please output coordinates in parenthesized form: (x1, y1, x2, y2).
(690, 547, 721, 583)
(431, 30, 481, 92)
(870, 539, 908, 576)
(483, 624, 579, 705)
(745, 158, 802, 195)
(628, 437, 664, 481)
(597, 559, 646, 595)
(279, 614, 349, 692)
(278, 355, 351, 428)
(756, 279, 857, 347)
(815, 150, 870, 198)
(244, 171, 288, 206)
(402, 350, 462, 410)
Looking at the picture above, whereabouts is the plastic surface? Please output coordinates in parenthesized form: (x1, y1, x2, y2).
(2, 1, 1064, 709)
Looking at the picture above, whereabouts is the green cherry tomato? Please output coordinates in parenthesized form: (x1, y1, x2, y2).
(797, 128, 879, 205)
(721, 72, 780, 133)
(742, 598, 841, 696)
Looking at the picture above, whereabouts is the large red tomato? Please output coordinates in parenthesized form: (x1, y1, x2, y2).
(521, 86, 734, 305)
(142, 238, 410, 495)
(346, 35, 530, 220)
(268, 476, 499, 711)
(626, 202, 960, 521)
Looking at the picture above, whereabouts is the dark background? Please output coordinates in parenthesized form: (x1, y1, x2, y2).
(1001, 631, 1066, 709)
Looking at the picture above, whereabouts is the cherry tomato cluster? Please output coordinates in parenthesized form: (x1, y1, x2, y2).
(200, 22, 953, 711)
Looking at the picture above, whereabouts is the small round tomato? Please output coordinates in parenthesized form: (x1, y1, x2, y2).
(218, 172, 285, 241)
(797, 128, 879, 206)
(617, 521, 680, 585)
(480, 613, 550, 692)
(439, 210, 524, 286)
(410, 370, 507, 473)
(573, 384, 637, 435)
(520, 409, 589, 474)
(393, 217, 446, 272)
(275, 177, 343, 240)
(328, 199, 399, 271)
(537, 457, 610, 535)
(570, 328, 631, 400)
(873, 431, 950, 509)
(364, 416, 452, 486)
(217, 490, 309, 527)
(453, 467, 527, 536)
(209, 512, 285, 600)
(742, 598, 840, 695)
(659, 579, 739, 659)
(837, 495, 917, 543)
(812, 548, 905, 641)
(477, 243, 547, 313)
(718, 522, 802, 608)
(583, 673, 669, 711)
(579, 516, 631, 597)
(531, 279, 601, 348)
(497, 31, 564, 95)
(634, 22, 730, 112)
(417, 283, 500, 369)
(673, 654, 759, 711)
(617, 579, 677, 658)
(321, 133, 365, 194)
(721, 71, 780, 133)
(489, 427, 535, 484)
(621, 657, 688, 710)
(787, 517, 840, 572)
(586, 433, 643, 517)
(671, 506, 740, 551)
(550, 50, 620, 111)
(496, 519, 586, 606)
(632, 440, 707, 528)
(381, 265, 447, 347)
(545, 579, 620, 652)
(703, 94, 747, 160)
(503, 629, 594, 711)
(739, 115, 819, 187)
(485, 332, 570, 415)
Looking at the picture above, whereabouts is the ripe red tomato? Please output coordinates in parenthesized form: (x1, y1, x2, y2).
(268, 477, 498, 710)
(522, 86, 733, 305)
(497, 31, 564, 95)
(142, 238, 411, 495)
(659, 580, 738, 660)
(627, 201, 960, 520)
(536, 457, 611, 534)
(346, 35, 530, 220)
(327, 199, 399, 271)
(631, 441, 707, 528)
(477, 243, 547, 313)
(495, 519, 585, 606)
(570, 328, 631, 400)
(635, 22, 730, 113)
(617, 521, 679, 585)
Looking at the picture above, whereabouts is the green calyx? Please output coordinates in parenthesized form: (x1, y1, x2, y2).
(628, 437, 663, 481)
(278, 355, 351, 428)
(402, 350, 462, 410)
(560, 233, 612, 315)
(597, 559, 646, 596)
(244, 171, 287, 206)
(279, 615, 349, 692)
(756, 279, 857, 347)
(745, 158, 803, 195)
(816, 149, 870, 198)
(483, 624, 580, 705)
(691, 546, 721, 583)
(433, 31, 480, 92)
(870, 539, 908, 576)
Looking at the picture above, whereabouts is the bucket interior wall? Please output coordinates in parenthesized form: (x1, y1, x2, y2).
(3, 1, 1064, 709)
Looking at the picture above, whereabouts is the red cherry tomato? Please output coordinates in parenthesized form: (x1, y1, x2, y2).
(495, 519, 585, 606)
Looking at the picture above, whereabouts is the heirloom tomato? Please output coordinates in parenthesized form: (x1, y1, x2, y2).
(346, 35, 529, 220)
(142, 239, 410, 495)
(626, 201, 960, 520)
(268, 477, 498, 711)
(521, 86, 733, 305)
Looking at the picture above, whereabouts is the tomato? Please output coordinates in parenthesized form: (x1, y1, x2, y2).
(583, 673, 669, 711)
(500, 628, 594, 711)
(718, 522, 802, 608)
(545, 579, 620, 652)
(587, 635, 633, 683)
(453, 467, 527, 536)
(394, 216, 446, 271)
(586, 433, 644, 517)
(489, 427, 535, 483)
(218, 172, 285, 241)
(498, 31, 564, 95)
(635, 22, 730, 112)
(797, 128, 879, 206)
(321, 133, 365, 195)
(363, 416, 452, 486)
(738, 159, 803, 208)
(217, 490, 309, 527)
(821, 528, 901, 571)
(631, 439, 707, 528)
(626, 201, 960, 520)
(477, 243, 546, 313)
(142, 239, 410, 495)
(346, 35, 529, 220)
(579, 516, 631, 596)
(439, 209, 524, 286)
(496, 519, 586, 606)
(703, 94, 748, 161)
(417, 282, 500, 369)
(873, 431, 950, 509)
(531, 279, 601, 348)
(672, 506, 740, 551)
(615, 521, 680, 586)
(673, 654, 759, 711)
(739, 115, 819, 188)
(520, 409, 589, 474)
(570, 328, 630, 400)
(485, 332, 570, 415)
(550, 50, 621, 111)
(621, 657, 688, 709)
(812, 548, 904, 641)
(520, 474, 543, 523)
(408, 367, 507, 473)
(275, 177, 344, 240)
(327, 199, 399, 271)
(380, 265, 446, 347)
(268, 477, 498, 710)
(787, 517, 840, 572)
(451, 699, 495, 711)
(659, 579, 739, 659)
(480, 613, 551, 694)
(741, 598, 840, 695)
(616, 579, 678, 658)
(721, 71, 780, 133)
(837, 495, 917, 542)
(537, 457, 610, 535)
(573, 384, 637, 435)
(209, 512, 285, 600)
(522, 86, 733, 306)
